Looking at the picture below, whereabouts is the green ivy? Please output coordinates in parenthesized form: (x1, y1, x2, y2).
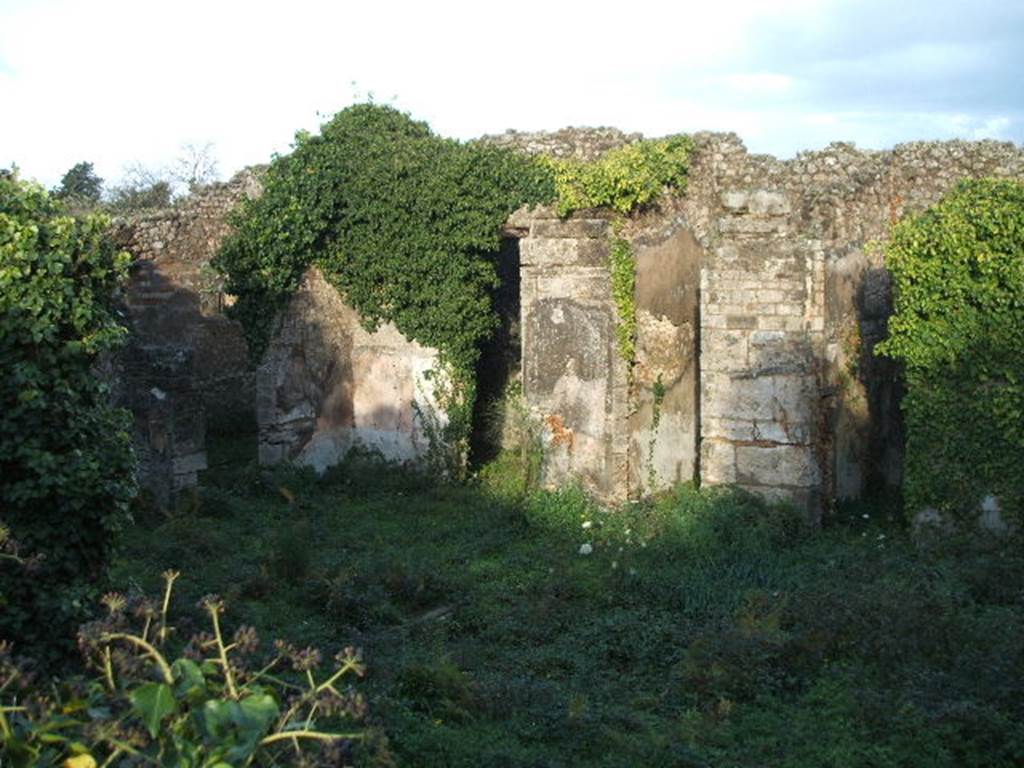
(214, 104, 554, 455)
(0, 172, 135, 662)
(608, 236, 637, 366)
(877, 178, 1024, 525)
(544, 135, 694, 216)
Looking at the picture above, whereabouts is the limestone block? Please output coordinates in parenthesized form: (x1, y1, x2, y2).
(700, 440, 737, 484)
(748, 330, 813, 375)
(702, 416, 810, 445)
(700, 329, 749, 373)
(718, 218, 787, 236)
(720, 189, 791, 216)
(530, 219, 610, 240)
(701, 372, 815, 425)
(520, 236, 609, 268)
(735, 444, 820, 488)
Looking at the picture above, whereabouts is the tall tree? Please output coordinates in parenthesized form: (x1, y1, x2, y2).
(54, 160, 103, 203)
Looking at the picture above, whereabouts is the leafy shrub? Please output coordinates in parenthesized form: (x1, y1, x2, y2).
(543, 135, 694, 216)
(878, 178, 1024, 524)
(0, 172, 135, 661)
(105, 180, 172, 213)
(0, 571, 379, 767)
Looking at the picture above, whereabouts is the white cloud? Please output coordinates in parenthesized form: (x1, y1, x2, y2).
(0, 0, 1019, 185)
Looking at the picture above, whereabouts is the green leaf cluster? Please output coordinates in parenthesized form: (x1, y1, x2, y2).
(0, 172, 136, 661)
(877, 178, 1024, 524)
(543, 135, 694, 216)
(1, 576, 375, 767)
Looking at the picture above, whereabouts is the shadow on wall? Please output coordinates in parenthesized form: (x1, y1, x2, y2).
(826, 256, 905, 504)
(256, 267, 450, 475)
(470, 237, 522, 469)
(852, 266, 905, 492)
(123, 252, 256, 434)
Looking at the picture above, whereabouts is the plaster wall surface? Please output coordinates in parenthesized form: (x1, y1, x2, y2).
(257, 268, 448, 473)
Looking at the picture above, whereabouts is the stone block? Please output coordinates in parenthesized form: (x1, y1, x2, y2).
(520, 236, 609, 268)
(702, 372, 815, 426)
(735, 444, 820, 488)
(701, 329, 749, 372)
(530, 218, 610, 240)
(702, 416, 810, 445)
(700, 440, 737, 484)
(718, 218, 787, 236)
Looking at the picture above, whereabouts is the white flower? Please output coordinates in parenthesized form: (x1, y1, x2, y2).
(578, 543, 593, 555)
(611, 560, 618, 569)
(581, 521, 592, 530)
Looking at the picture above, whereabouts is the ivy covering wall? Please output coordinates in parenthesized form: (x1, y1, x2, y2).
(214, 105, 554, 449)
(878, 178, 1024, 526)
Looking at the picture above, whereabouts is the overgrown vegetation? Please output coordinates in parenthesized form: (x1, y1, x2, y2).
(543, 135, 694, 216)
(608, 236, 637, 365)
(102, 443, 1024, 767)
(878, 178, 1024, 526)
(0, 172, 135, 662)
(545, 136, 694, 368)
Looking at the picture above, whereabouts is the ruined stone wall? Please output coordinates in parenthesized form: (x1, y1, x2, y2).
(478, 127, 640, 162)
(682, 134, 1024, 513)
(113, 169, 262, 502)
(511, 131, 1024, 512)
(114, 169, 262, 426)
(115, 128, 1024, 513)
(257, 268, 448, 473)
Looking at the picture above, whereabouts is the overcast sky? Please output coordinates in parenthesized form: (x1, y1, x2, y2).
(2, 0, 1021, 188)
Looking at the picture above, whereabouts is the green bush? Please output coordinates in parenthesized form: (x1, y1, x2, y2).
(877, 178, 1024, 525)
(0, 172, 136, 661)
(543, 135, 694, 216)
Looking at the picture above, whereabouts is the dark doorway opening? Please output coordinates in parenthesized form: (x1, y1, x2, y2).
(469, 236, 521, 468)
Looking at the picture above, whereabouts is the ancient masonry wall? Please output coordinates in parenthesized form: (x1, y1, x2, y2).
(518, 209, 630, 500)
(257, 268, 448, 473)
(113, 170, 262, 503)
(119, 127, 1024, 512)
(500, 129, 1024, 512)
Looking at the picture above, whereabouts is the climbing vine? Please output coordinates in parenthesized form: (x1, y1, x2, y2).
(877, 178, 1024, 525)
(609, 236, 638, 365)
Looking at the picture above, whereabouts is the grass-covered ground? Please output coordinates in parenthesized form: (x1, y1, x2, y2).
(113, 436, 1024, 767)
